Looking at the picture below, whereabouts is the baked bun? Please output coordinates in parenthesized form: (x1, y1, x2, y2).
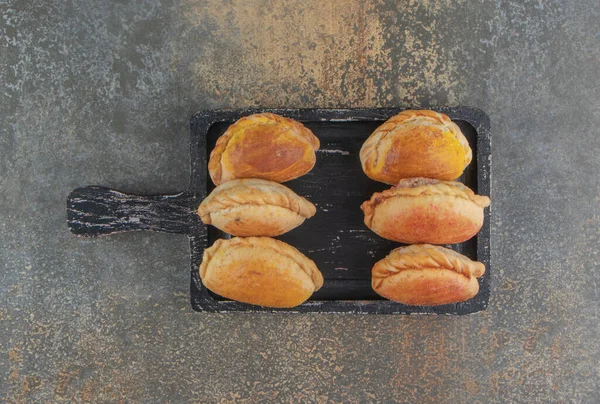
(361, 178, 490, 244)
(208, 113, 320, 185)
(198, 179, 316, 237)
(360, 110, 472, 183)
(372, 244, 485, 306)
(199, 237, 323, 308)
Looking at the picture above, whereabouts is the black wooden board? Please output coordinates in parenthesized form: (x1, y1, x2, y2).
(67, 107, 491, 314)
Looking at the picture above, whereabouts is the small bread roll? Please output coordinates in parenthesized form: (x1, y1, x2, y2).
(198, 179, 316, 237)
(208, 113, 320, 185)
(361, 178, 490, 244)
(372, 244, 485, 306)
(360, 110, 472, 183)
(200, 237, 323, 308)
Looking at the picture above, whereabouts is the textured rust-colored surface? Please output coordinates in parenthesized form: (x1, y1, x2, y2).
(1, 0, 599, 402)
(178, 0, 481, 109)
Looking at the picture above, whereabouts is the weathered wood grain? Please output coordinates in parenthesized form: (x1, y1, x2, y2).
(67, 187, 194, 237)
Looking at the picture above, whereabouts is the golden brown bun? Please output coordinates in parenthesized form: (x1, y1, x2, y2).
(199, 237, 323, 308)
(360, 110, 472, 183)
(361, 178, 490, 244)
(372, 244, 485, 306)
(208, 113, 320, 185)
(198, 179, 316, 237)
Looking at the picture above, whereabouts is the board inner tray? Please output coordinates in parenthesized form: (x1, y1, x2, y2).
(205, 120, 479, 302)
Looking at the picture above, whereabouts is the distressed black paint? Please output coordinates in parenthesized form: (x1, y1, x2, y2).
(67, 187, 194, 236)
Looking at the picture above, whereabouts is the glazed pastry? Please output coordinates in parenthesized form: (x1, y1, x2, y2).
(198, 179, 316, 237)
(372, 244, 485, 306)
(361, 178, 490, 244)
(208, 113, 320, 185)
(200, 237, 323, 308)
(360, 110, 472, 183)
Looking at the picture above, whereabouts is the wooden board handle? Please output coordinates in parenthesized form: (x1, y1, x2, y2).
(67, 186, 195, 237)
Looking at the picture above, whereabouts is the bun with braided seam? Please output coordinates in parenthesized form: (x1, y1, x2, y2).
(198, 179, 316, 237)
(372, 244, 485, 306)
(361, 178, 490, 244)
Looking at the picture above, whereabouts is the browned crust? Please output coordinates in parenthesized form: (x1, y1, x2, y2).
(208, 113, 320, 185)
(360, 110, 473, 183)
(361, 110, 471, 171)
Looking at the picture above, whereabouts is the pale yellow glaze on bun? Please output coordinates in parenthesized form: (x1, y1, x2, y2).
(360, 110, 472, 183)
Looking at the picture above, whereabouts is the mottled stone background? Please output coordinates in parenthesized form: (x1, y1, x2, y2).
(1, 0, 598, 402)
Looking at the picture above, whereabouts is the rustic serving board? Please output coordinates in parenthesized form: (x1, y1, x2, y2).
(67, 107, 491, 314)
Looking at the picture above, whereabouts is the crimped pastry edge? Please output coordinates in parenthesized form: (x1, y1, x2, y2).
(198, 179, 316, 224)
(361, 178, 490, 223)
(372, 244, 485, 282)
